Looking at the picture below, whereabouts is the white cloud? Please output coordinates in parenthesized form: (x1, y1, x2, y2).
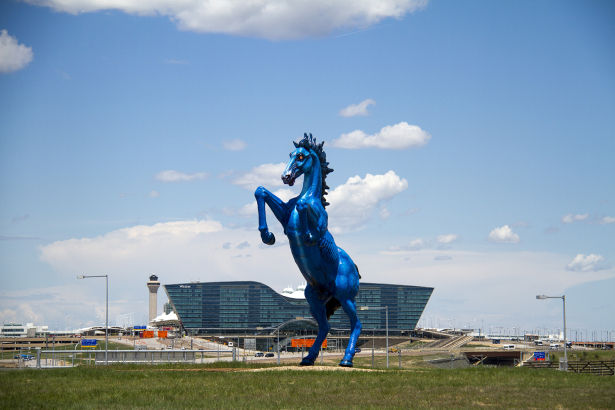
(379, 205, 390, 220)
(28, 0, 429, 41)
(434, 255, 452, 261)
(386, 238, 432, 252)
(436, 234, 459, 244)
(331, 122, 431, 149)
(338, 99, 376, 117)
(399, 207, 418, 216)
(487, 225, 520, 244)
(35, 218, 303, 326)
(231, 163, 287, 190)
(0, 30, 34, 74)
(164, 59, 189, 65)
(599, 216, 615, 225)
(565, 254, 610, 272)
(327, 171, 408, 233)
(561, 213, 589, 224)
(223, 139, 247, 151)
(147, 190, 160, 197)
(154, 170, 209, 182)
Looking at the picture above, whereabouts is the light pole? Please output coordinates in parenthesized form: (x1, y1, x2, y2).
(78, 275, 108, 365)
(536, 294, 567, 371)
(360, 306, 388, 368)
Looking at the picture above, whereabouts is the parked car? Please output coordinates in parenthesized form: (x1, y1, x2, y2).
(265, 353, 275, 357)
(355, 348, 361, 353)
(254, 352, 264, 357)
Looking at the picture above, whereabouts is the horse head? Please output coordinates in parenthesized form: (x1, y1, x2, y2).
(281, 135, 317, 187)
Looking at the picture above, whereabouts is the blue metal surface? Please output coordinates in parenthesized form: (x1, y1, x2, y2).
(255, 134, 362, 367)
(81, 339, 97, 346)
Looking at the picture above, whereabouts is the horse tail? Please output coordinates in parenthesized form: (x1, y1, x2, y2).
(354, 263, 361, 280)
(326, 297, 342, 321)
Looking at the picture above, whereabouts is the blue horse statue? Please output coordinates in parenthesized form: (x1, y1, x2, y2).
(255, 133, 362, 367)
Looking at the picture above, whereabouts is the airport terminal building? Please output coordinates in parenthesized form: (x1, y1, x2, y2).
(164, 281, 433, 336)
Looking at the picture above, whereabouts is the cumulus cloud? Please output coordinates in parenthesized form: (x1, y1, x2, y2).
(0, 30, 34, 74)
(436, 234, 459, 244)
(331, 122, 431, 149)
(36, 217, 302, 327)
(223, 139, 247, 151)
(154, 170, 209, 182)
(27, 0, 429, 41)
(434, 255, 452, 261)
(599, 216, 615, 225)
(327, 171, 408, 233)
(561, 213, 589, 224)
(231, 163, 287, 190)
(338, 99, 376, 117)
(565, 254, 610, 272)
(387, 238, 432, 252)
(487, 225, 520, 244)
(379, 205, 391, 220)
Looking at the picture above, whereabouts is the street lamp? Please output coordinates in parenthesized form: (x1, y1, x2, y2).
(78, 275, 108, 365)
(536, 294, 567, 371)
(360, 306, 388, 368)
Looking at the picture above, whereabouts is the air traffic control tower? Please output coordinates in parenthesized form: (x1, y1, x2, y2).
(147, 275, 160, 323)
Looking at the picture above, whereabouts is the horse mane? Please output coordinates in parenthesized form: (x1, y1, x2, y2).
(294, 133, 334, 208)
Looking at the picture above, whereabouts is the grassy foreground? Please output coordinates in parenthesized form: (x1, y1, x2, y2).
(1, 362, 613, 409)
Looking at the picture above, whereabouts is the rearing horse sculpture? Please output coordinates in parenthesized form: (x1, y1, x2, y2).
(255, 133, 362, 367)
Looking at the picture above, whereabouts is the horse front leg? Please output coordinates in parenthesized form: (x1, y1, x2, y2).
(254, 186, 291, 245)
(301, 285, 330, 366)
(296, 199, 317, 246)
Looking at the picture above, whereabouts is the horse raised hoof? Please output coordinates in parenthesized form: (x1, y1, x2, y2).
(300, 357, 315, 366)
(260, 230, 276, 245)
(339, 359, 353, 368)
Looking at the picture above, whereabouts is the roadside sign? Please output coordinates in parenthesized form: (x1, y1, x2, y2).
(134, 326, 146, 330)
(82, 339, 97, 347)
(534, 351, 546, 361)
(291, 339, 327, 348)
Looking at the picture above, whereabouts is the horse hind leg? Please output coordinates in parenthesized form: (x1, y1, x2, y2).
(339, 298, 362, 367)
(301, 286, 330, 366)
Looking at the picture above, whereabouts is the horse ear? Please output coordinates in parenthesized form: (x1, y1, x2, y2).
(293, 141, 299, 148)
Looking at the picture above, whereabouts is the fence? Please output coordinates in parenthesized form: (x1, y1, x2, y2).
(524, 360, 614, 375)
(33, 348, 234, 368)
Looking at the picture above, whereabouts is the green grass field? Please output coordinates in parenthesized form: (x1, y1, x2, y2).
(1, 361, 613, 409)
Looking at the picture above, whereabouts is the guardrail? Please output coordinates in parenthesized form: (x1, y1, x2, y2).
(523, 360, 614, 375)
(34, 348, 234, 368)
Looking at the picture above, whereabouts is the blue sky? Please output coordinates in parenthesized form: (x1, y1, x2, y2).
(1, 0, 613, 338)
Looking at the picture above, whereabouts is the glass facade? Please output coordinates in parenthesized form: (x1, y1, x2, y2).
(164, 281, 433, 334)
